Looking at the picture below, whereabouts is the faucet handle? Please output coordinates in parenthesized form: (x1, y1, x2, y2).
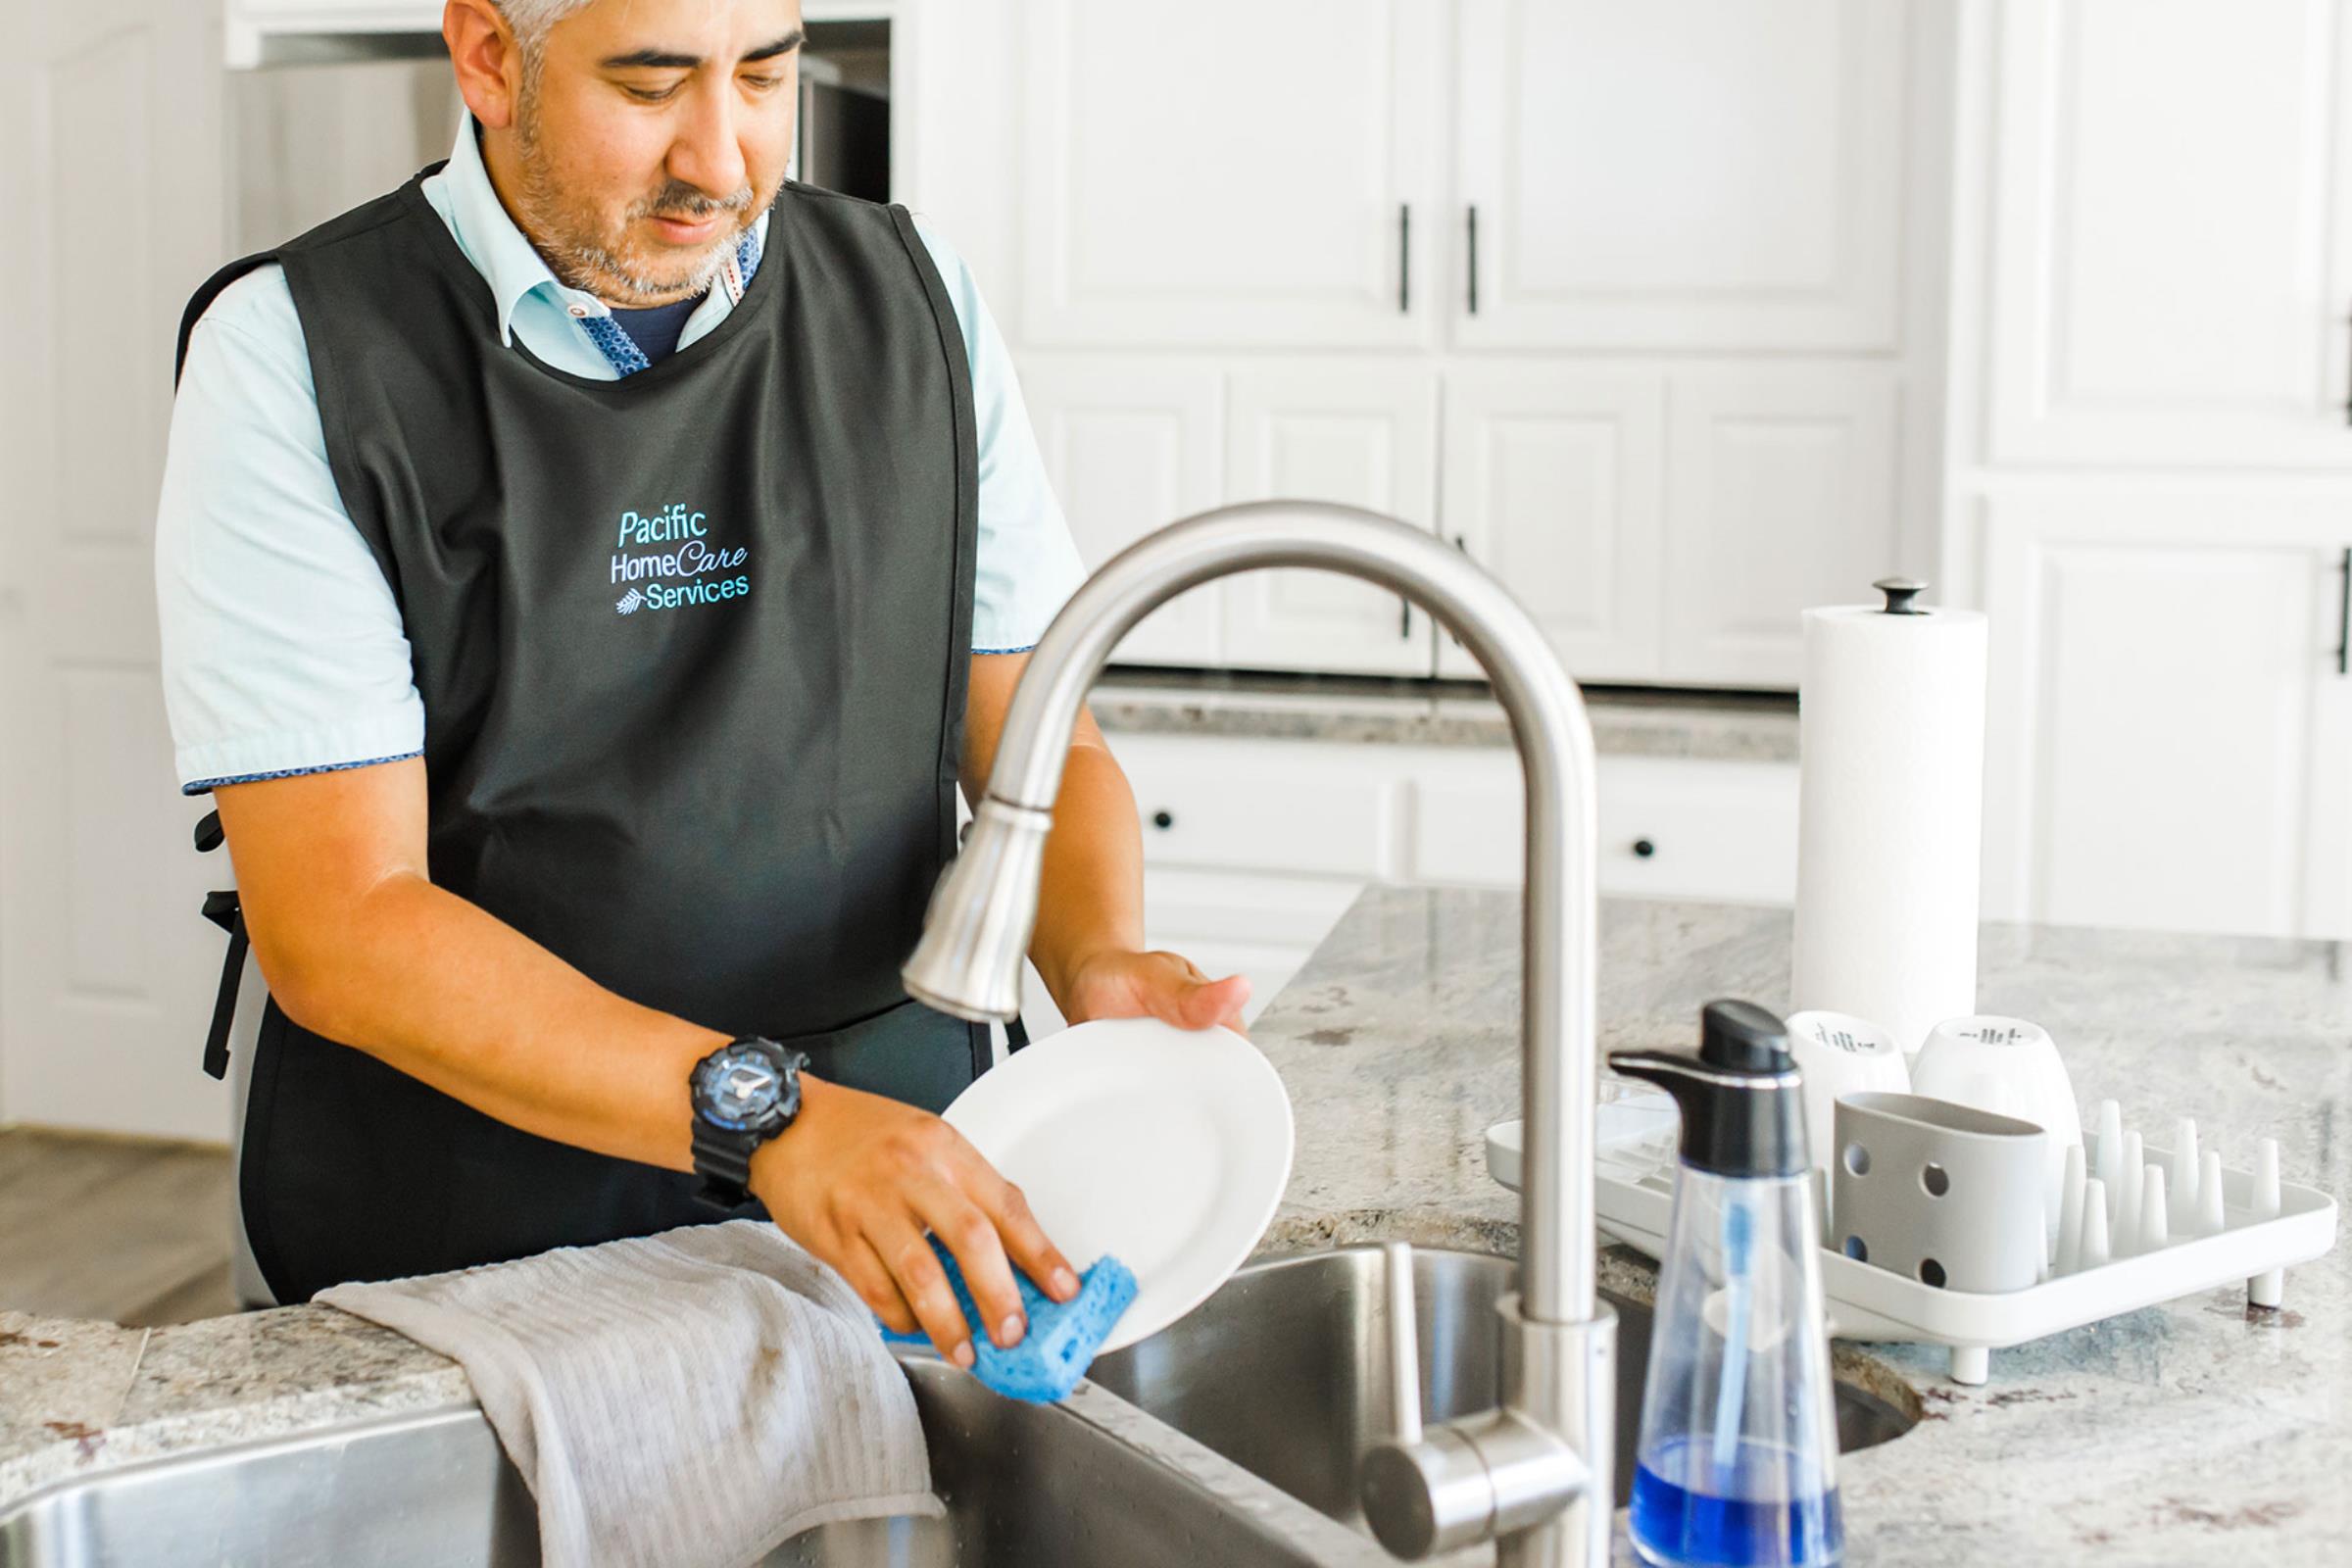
(1383, 1242, 1422, 1446)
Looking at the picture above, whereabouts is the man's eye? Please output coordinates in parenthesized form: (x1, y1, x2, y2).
(740, 74, 784, 93)
(622, 81, 682, 103)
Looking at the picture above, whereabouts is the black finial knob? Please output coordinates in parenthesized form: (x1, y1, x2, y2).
(1874, 576, 1928, 615)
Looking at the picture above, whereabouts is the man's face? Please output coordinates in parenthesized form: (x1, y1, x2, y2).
(509, 0, 803, 305)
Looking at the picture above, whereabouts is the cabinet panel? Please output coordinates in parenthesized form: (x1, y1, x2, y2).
(1454, 0, 1905, 349)
(1662, 368, 1902, 687)
(1981, 496, 2352, 937)
(1021, 359, 1223, 665)
(1221, 365, 1442, 674)
(1984, 0, 2352, 466)
(1113, 731, 1405, 879)
(1438, 368, 1666, 682)
(1408, 752, 1799, 906)
(1021, 0, 1441, 347)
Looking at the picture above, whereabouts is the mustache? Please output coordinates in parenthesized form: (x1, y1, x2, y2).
(631, 180, 758, 221)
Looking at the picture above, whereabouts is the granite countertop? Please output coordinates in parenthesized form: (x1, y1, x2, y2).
(8, 888, 2349, 1564)
(1090, 668, 1798, 763)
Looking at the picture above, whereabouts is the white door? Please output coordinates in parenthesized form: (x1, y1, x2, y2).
(1019, 0, 1444, 348)
(1437, 367, 1667, 683)
(0, 0, 229, 1137)
(1452, 0, 1906, 350)
(1660, 367, 1903, 688)
(1980, 494, 2352, 939)
(1220, 364, 1441, 674)
(1019, 358, 1224, 667)
(1981, 0, 2352, 467)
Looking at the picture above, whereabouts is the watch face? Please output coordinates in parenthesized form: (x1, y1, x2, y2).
(695, 1042, 795, 1134)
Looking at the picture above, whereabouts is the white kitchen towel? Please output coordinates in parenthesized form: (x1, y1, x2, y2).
(318, 1219, 941, 1568)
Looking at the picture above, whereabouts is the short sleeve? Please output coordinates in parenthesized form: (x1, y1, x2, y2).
(155, 267, 425, 795)
(911, 220, 1088, 654)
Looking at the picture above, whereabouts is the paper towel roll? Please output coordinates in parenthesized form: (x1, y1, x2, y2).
(1790, 591, 1988, 1055)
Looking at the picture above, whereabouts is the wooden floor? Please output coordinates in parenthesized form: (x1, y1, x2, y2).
(0, 1128, 241, 1327)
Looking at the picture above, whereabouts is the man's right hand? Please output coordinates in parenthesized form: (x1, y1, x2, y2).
(751, 1075, 1079, 1366)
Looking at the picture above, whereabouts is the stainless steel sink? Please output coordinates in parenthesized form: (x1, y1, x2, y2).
(0, 1356, 1375, 1568)
(1089, 1246, 1918, 1536)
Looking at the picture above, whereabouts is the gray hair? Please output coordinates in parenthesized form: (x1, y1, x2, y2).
(495, 0, 600, 53)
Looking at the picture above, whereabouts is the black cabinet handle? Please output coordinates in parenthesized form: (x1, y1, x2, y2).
(1399, 597, 1413, 639)
(1466, 205, 1480, 316)
(1633, 838, 1656, 859)
(1152, 809, 1175, 831)
(1397, 204, 1411, 314)
(2336, 546, 2350, 676)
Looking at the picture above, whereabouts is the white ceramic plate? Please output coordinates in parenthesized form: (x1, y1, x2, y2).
(942, 1016, 1294, 1353)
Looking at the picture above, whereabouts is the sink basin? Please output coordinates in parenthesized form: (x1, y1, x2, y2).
(0, 1356, 1370, 1568)
(1089, 1246, 1917, 1536)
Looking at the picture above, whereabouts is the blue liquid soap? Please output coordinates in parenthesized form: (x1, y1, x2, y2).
(1631, 1439, 1843, 1568)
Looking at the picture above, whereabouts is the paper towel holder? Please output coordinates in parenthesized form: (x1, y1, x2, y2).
(1873, 576, 1929, 615)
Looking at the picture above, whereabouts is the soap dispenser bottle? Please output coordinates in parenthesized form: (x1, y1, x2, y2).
(1610, 1001, 1843, 1568)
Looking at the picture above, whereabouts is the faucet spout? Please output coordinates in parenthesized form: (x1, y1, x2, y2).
(901, 499, 1614, 1564)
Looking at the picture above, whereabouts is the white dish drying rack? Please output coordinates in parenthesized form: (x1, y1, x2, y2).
(1487, 1105, 2338, 1385)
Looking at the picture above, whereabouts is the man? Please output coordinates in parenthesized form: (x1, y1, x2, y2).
(153, 0, 1247, 1373)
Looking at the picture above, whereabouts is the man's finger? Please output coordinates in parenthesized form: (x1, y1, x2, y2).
(1176, 973, 1250, 1031)
(978, 1174, 1080, 1302)
(871, 1215, 977, 1367)
(912, 1179, 1028, 1349)
(844, 1236, 920, 1336)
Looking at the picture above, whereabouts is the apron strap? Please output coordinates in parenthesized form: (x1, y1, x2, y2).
(195, 809, 244, 1080)
(199, 892, 247, 1081)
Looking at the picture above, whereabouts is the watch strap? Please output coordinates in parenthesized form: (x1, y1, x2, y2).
(691, 1117, 760, 1209)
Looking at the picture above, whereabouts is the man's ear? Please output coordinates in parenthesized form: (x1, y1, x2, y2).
(444, 0, 524, 131)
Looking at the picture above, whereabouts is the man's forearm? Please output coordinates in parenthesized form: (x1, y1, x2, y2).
(264, 871, 725, 1172)
(1026, 737, 1147, 1008)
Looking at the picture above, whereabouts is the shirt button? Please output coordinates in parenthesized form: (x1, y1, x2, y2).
(567, 305, 589, 318)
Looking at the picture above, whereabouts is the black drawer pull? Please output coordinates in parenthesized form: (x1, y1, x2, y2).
(1152, 810, 1175, 830)
(1632, 838, 1656, 859)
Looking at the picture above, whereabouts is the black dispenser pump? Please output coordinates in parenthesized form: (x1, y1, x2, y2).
(1608, 1000, 1809, 1177)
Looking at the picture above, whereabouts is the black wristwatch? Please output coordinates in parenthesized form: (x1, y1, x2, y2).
(689, 1036, 808, 1210)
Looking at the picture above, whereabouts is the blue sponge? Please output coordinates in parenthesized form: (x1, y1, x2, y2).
(878, 1237, 1137, 1403)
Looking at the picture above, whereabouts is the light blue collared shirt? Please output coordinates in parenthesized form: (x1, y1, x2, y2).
(156, 117, 1086, 795)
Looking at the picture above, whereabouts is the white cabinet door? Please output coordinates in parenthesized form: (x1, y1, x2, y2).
(1982, 0, 2352, 467)
(1453, 0, 1906, 350)
(1020, 359, 1224, 666)
(1, 0, 230, 1137)
(1661, 367, 1902, 688)
(1981, 495, 2352, 939)
(1220, 365, 1441, 674)
(1020, 0, 1443, 348)
(1438, 367, 1666, 683)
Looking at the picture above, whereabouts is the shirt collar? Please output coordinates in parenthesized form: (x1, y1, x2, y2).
(441, 114, 605, 347)
(440, 114, 771, 355)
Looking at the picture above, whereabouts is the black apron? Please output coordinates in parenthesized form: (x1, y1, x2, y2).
(175, 168, 991, 1304)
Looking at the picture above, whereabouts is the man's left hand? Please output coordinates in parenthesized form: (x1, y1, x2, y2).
(1059, 949, 1251, 1037)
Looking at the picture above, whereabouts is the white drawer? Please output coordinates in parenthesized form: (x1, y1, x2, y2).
(1408, 752, 1798, 906)
(1112, 734, 1403, 878)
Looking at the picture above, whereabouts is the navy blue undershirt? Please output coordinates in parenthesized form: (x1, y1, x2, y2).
(607, 295, 704, 364)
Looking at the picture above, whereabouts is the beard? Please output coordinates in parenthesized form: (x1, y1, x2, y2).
(510, 66, 766, 304)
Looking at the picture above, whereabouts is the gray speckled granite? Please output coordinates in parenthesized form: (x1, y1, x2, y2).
(1092, 676, 1798, 763)
(1248, 888, 2352, 1565)
(7, 887, 2348, 1565)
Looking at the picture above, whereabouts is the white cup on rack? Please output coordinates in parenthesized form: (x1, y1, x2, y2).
(1911, 1014, 2081, 1229)
(1783, 1009, 1912, 1173)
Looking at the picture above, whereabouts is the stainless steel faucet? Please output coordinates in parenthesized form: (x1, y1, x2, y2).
(903, 500, 1616, 1567)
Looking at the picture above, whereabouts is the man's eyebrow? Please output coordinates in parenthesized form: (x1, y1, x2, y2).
(741, 30, 806, 64)
(601, 47, 703, 70)
(599, 29, 802, 71)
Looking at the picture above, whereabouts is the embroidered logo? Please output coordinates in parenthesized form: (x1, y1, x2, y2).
(610, 504, 751, 614)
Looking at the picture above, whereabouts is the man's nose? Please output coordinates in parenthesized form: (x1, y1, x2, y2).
(669, 83, 749, 206)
